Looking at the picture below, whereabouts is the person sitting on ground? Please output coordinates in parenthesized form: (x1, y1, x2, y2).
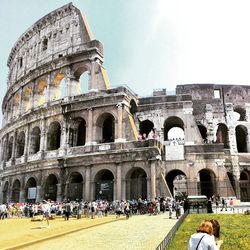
(188, 220, 223, 249)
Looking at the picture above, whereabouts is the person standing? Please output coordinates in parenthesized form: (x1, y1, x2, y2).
(41, 200, 51, 227)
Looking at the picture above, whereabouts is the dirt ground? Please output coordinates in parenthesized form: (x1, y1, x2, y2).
(0, 215, 119, 250)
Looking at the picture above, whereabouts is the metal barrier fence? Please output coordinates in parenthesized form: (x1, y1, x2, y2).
(156, 210, 188, 250)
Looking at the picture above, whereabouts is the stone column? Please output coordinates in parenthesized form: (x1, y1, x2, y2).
(18, 88, 23, 116)
(85, 167, 91, 201)
(64, 182, 69, 200)
(11, 130, 17, 161)
(146, 178, 151, 200)
(115, 103, 124, 142)
(56, 184, 62, 202)
(40, 118, 46, 153)
(65, 68, 80, 97)
(116, 165, 122, 200)
(86, 108, 93, 145)
(24, 124, 30, 162)
(89, 61, 97, 91)
(121, 178, 126, 201)
(150, 161, 156, 200)
(36, 185, 42, 202)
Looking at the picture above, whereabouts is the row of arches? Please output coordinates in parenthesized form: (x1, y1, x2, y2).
(2, 113, 116, 161)
(6, 69, 89, 121)
(3, 167, 249, 203)
(2, 167, 148, 203)
(139, 116, 185, 140)
(198, 123, 249, 152)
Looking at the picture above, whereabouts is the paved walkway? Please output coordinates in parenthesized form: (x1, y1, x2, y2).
(1, 213, 178, 250)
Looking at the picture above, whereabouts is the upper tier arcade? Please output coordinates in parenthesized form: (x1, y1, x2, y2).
(2, 3, 110, 126)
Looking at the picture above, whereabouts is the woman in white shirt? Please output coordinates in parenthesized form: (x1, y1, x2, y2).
(188, 220, 223, 250)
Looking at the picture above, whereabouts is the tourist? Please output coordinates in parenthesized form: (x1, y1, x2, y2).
(41, 200, 51, 227)
(207, 198, 213, 213)
(220, 198, 227, 211)
(188, 220, 223, 249)
(229, 198, 235, 212)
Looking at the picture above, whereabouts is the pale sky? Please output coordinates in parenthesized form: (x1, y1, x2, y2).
(1, 0, 250, 122)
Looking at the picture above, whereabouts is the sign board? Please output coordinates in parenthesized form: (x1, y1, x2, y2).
(28, 187, 37, 200)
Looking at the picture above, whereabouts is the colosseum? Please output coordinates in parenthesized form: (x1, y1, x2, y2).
(0, 3, 250, 203)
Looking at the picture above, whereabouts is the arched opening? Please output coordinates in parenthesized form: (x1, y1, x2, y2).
(236, 125, 248, 153)
(52, 73, 65, 100)
(35, 80, 47, 107)
(197, 124, 207, 143)
(239, 170, 250, 201)
(7, 136, 13, 161)
(29, 127, 41, 155)
(95, 169, 114, 201)
(69, 118, 86, 147)
(165, 170, 187, 199)
(16, 131, 25, 158)
(68, 172, 83, 201)
(126, 168, 147, 200)
(74, 66, 88, 94)
(23, 86, 32, 112)
(139, 120, 154, 139)
(44, 174, 58, 201)
(26, 177, 37, 202)
(11, 179, 21, 203)
(164, 116, 184, 141)
(234, 106, 246, 121)
(47, 122, 61, 150)
(216, 123, 229, 148)
(12, 93, 20, 117)
(96, 113, 115, 143)
(2, 181, 9, 203)
(198, 169, 216, 198)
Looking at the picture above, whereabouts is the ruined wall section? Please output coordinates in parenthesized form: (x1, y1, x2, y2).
(7, 3, 91, 87)
(136, 95, 203, 145)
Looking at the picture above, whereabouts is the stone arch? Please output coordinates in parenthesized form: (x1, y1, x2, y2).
(25, 177, 37, 202)
(96, 113, 115, 143)
(234, 105, 246, 121)
(216, 123, 229, 148)
(69, 117, 86, 147)
(197, 124, 207, 143)
(2, 181, 9, 203)
(139, 120, 154, 138)
(235, 125, 248, 153)
(47, 121, 61, 150)
(35, 79, 47, 107)
(198, 169, 217, 198)
(94, 169, 114, 201)
(13, 92, 20, 117)
(23, 86, 32, 112)
(164, 116, 184, 141)
(239, 169, 250, 201)
(126, 167, 147, 200)
(7, 136, 13, 161)
(11, 179, 21, 203)
(29, 126, 41, 155)
(44, 174, 58, 201)
(16, 131, 25, 158)
(74, 66, 89, 94)
(68, 172, 83, 201)
(165, 169, 187, 198)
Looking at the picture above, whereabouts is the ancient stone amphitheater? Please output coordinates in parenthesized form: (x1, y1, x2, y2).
(0, 3, 249, 203)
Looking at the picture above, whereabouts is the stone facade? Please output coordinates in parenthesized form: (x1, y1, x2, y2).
(0, 3, 250, 203)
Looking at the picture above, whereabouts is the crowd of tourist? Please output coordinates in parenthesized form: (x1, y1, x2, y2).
(0, 197, 185, 220)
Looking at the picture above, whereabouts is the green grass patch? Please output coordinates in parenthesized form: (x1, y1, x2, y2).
(168, 214, 250, 250)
